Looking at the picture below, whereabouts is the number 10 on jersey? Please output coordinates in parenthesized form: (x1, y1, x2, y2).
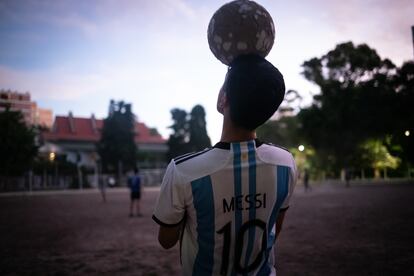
(217, 219, 267, 275)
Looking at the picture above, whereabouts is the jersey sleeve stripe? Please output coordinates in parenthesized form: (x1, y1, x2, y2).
(174, 148, 210, 163)
(175, 148, 212, 165)
(174, 151, 197, 162)
(191, 176, 215, 275)
(152, 215, 185, 227)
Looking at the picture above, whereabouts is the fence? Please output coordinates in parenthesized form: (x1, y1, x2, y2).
(0, 168, 166, 193)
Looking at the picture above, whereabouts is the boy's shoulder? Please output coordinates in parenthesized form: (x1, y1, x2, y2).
(171, 147, 230, 183)
(260, 141, 291, 153)
(256, 142, 295, 169)
(173, 148, 214, 165)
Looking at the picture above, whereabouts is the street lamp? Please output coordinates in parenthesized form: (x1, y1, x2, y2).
(405, 130, 410, 137)
(298, 145, 305, 152)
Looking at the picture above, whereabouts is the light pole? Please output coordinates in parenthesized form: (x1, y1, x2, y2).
(49, 152, 55, 186)
(412, 26, 414, 59)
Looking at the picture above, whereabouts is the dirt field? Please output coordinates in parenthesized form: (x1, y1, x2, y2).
(1, 182, 413, 276)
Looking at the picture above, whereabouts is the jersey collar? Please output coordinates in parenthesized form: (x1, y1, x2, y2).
(213, 139, 263, 150)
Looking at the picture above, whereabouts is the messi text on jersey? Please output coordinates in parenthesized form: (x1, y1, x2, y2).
(223, 193, 267, 213)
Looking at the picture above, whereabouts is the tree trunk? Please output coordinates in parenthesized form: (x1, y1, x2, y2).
(43, 169, 47, 188)
(28, 170, 33, 192)
(340, 168, 346, 181)
(374, 168, 380, 179)
(117, 160, 123, 186)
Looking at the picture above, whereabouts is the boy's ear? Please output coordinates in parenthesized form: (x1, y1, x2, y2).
(217, 91, 228, 114)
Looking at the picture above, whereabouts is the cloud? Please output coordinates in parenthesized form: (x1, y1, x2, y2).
(313, 0, 414, 64)
(164, 0, 197, 20)
(41, 13, 98, 37)
(0, 0, 200, 40)
(0, 0, 98, 39)
(0, 66, 108, 100)
(321, 0, 412, 36)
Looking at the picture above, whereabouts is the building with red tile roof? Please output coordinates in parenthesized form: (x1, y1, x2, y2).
(41, 112, 167, 168)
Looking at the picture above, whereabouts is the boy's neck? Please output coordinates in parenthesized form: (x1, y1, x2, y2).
(220, 114, 256, 143)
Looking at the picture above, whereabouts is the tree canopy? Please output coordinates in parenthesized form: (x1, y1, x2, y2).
(167, 105, 211, 160)
(257, 115, 301, 149)
(167, 108, 189, 161)
(255, 42, 413, 178)
(0, 107, 37, 176)
(97, 100, 137, 173)
(189, 105, 211, 152)
(298, 42, 410, 172)
(391, 61, 414, 164)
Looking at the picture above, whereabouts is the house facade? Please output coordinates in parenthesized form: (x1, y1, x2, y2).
(41, 112, 168, 169)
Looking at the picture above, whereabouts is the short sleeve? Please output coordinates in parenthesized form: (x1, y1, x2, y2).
(281, 156, 297, 210)
(152, 160, 186, 227)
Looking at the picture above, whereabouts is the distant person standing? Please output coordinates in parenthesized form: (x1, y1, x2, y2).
(128, 168, 142, 217)
(345, 168, 351, 188)
(97, 161, 106, 202)
(98, 174, 106, 202)
(304, 169, 311, 192)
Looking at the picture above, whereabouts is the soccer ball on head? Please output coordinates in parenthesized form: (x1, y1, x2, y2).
(207, 0, 275, 65)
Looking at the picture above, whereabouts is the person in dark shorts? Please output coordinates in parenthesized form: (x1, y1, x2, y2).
(304, 169, 311, 192)
(128, 168, 142, 217)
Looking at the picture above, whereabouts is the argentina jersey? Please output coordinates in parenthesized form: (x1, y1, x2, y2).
(153, 139, 297, 276)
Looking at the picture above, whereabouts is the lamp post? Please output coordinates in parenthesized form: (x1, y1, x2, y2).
(412, 26, 414, 59)
(49, 152, 58, 187)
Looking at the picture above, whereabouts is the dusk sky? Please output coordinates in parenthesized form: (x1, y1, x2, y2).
(1, 0, 413, 143)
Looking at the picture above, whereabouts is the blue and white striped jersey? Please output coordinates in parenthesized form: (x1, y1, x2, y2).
(153, 139, 297, 276)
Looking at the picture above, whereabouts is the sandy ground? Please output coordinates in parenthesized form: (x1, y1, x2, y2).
(0, 182, 413, 276)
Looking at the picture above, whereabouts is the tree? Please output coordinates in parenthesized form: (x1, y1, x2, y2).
(189, 105, 211, 151)
(167, 108, 189, 161)
(0, 107, 37, 178)
(257, 115, 301, 149)
(391, 61, 414, 165)
(298, 42, 399, 173)
(97, 100, 137, 176)
(360, 139, 400, 178)
(167, 105, 211, 160)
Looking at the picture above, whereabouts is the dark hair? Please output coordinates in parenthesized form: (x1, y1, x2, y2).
(225, 54, 285, 130)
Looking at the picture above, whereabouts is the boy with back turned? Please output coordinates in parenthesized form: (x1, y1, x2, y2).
(153, 54, 297, 275)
